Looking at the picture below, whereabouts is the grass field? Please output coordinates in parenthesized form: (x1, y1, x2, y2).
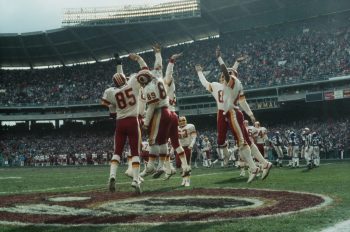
(0, 161, 349, 232)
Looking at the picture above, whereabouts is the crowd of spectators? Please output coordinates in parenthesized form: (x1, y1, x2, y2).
(1, 13, 350, 106)
(1, 117, 348, 167)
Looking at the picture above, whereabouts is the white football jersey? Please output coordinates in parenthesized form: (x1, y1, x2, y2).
(178, 124, 197, 147)
(209, 82, 225, 111)
(143, 77, 169, 109)
(223, 75, 244, 112)
(202, 140, 211, 151)
(197, 71, 224, 111)
(102, 76, 141, 119)
(246, 125, 258, 143)
(255, 127, 267, 144)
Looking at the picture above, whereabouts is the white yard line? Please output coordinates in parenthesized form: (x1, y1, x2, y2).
(320, 219, 350, 232)
(0, 171, 239, 195)
(0, 177, 22, 180)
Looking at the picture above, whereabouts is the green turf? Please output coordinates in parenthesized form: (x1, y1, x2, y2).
(0, 161, 349, 232)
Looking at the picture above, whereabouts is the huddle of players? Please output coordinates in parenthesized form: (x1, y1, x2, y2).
(270, 128, 322, 169)
(102, 45, 274, 193)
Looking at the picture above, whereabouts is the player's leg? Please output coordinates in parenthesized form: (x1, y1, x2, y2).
(227, 109, 258, 183)
(250, 143, 272, 179)
(109, 123, 127, 192)
(217, 110, 229, 166)
(127, 117, 142, 193)
(144, 110, 162, 175)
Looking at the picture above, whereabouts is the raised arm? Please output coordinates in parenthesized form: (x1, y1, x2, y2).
(195, 64, 212, 92)
(129, 53, 148, 70)
(216, 46, 231, 83)
(153, 43, 162, 71)
(114, 53, 124, 74)
(232, 55, 248, 70)
(165, 53, 182, 86)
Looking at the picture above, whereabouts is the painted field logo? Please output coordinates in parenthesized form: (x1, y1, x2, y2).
(0, 188, 331, 225)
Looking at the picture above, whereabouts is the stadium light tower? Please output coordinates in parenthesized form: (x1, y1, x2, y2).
(62, 0, 201, 27)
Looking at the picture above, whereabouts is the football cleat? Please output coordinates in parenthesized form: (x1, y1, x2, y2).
(247, 167, 259, 183)
(152, 169, 165, 179)
(239, 169, 246, 177)
(108, 178, 116, 193)
(140, 166, 156, 177)
(184, 179, 190, 187)
(163, 169, 176, 181)
(181, 178, 186, 186)
(124, 169, 133, 179)
(181, 166, 191, 177)
(131, 180, 142, 194)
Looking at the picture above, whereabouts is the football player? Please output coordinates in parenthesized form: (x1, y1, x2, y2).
(178, 116, 197, 186)
(196, 64, 229, 167)
(253, 122, 268, 158)
(153, 49, 186, 180)
(132, 54, 191, 179)
(201, 136, 212, 167)
(311, 131, 322, 167)
(101, 59, 143, 194)
(216, 47, 272, 183)
(271, 131, 284, 167)
(288, 130, 300, 168)
(243, 120, 272, 177)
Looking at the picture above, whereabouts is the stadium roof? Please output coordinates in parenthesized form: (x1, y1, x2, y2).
(1, 0, 349, 68)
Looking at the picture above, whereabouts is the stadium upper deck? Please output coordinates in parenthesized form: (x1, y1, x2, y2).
(1, 0, 349, 68)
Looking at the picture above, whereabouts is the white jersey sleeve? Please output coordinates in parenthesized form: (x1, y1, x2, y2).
(223, 76, 243, 112)
(102, 87, 117, 106)
(197, 71, 211, 91)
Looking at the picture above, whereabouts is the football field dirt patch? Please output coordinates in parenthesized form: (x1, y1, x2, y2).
(0, 188, 332, 226)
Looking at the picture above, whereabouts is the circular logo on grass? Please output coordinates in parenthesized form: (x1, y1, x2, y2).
(0, 188, 331, 225)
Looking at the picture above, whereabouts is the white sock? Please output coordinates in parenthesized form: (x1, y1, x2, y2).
(131, 156, 140, 182)
(250, 143, 268, 167)
(239, 145, 257, 172)
(110, 155, 120, 179)
(176, 146, 189, 168)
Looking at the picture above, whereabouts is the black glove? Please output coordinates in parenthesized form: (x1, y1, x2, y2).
(114, 53, 122, 65)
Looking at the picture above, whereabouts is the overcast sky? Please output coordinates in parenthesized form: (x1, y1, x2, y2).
(0, 0, 175, 33)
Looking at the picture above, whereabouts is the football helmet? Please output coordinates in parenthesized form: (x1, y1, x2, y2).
(254, 121, 260, 128)
(178, 116, 187, 127)
(112, 73, 127, 88)
(243, 120, 249, 127)
(136, 69, 153, 86)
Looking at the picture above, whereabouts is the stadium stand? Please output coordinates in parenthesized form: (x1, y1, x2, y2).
(1, 12, 350, 105)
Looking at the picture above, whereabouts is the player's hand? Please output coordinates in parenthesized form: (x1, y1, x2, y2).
(215, 46, 221, 58)
(249, 115, 256, 123)
(129, 53, 140, 61)
(237, 55, 248, 63)
(114, 53, 122, 65)
(171, 52, 183, 60)
(195, 64, 203, 72)
(152, 43, 161, 53)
